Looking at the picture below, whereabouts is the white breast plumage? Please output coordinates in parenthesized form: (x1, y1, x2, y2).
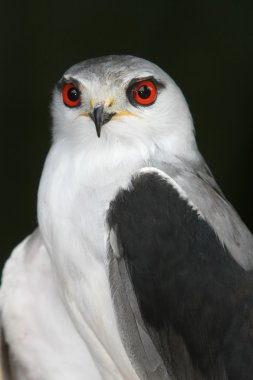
(37, 139, 143, 379)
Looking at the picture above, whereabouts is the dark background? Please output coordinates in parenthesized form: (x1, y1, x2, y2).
(1, 0, 252, 270)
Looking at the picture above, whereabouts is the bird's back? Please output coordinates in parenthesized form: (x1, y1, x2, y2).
(152, 157, 253, 269)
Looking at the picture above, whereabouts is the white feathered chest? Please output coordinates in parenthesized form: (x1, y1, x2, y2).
(37, 139, 143, 379)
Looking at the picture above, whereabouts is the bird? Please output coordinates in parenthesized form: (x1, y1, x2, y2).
(1, 55, 253, 380)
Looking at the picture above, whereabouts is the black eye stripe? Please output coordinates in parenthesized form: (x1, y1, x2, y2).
(57, 77, 81, 92)
(126, 76, 165, 91)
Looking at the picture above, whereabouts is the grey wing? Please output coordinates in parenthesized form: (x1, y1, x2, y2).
(106, 167, 253, 380)
(107, 233, 173, 380)
(154, 159, 253, 270)
(106, 168, 204, 380)
(105, 168, 219, 380)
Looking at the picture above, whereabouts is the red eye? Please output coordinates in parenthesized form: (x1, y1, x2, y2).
(132, 80, 157, 105)
(62, 83, 81, 107)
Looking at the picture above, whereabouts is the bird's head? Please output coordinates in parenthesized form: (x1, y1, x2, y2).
(51, 55, 199, 166)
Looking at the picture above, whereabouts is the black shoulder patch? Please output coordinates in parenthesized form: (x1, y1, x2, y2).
(107, 171, 253, 380)
(56, 76, 81, 92)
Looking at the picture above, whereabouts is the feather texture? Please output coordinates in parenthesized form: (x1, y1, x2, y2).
(107, 168, 253, 380)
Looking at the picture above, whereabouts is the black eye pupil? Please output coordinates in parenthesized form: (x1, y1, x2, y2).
(138, 85, 151, 99)
(68, 87, 79, 101)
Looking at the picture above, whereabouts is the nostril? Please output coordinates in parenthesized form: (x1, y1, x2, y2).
(90, 98, 95, 107)
(106, 98, 114, 108)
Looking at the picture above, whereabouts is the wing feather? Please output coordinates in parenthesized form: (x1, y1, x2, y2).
(107, 168, 253, 380)
(153, 160, 253, 269)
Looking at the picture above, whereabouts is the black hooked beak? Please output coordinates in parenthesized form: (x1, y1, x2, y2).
(89, 104, 116, 138)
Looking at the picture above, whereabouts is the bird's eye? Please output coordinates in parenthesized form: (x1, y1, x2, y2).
(130, 80, 157, 106)
(62, 83, 81, 107)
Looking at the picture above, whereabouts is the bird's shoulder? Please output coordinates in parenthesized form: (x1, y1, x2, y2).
(146, 161, 253, 269)
(107, 165, 253, 379)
